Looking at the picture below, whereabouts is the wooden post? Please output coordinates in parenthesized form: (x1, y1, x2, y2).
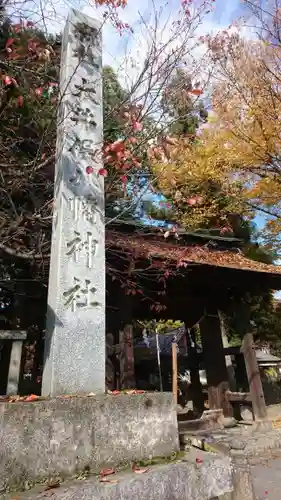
(172, 342, 178, 405)
(7, 341, 23, 395)
(242, 332, 267, 420)
(219, 310, 236, 391)
(0, 330, 27, 396)
(188, 326, 205, 415)
(200, 308, 233, 417)
(106, 333, 115, 391)
(118, 292, 136, 390)
(119, 324, 136, 390)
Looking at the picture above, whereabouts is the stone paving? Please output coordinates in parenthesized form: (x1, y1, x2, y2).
(252, 458, 281, 500)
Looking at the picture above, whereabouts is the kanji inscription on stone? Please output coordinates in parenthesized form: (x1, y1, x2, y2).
(42, 9, 105, 397)
(63, 278, 99, 312)
(66, 230, 98, 268)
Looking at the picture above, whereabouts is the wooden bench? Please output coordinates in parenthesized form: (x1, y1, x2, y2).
(0, 330, 27, 395)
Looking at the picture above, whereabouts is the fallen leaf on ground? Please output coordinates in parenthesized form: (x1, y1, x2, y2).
(99, 477, 119, 484)
(8, 395, 21, 402)
(57, 394, 75, 399)
(25, 394, 40, 402)
(132, 463, 149, 474)
(44, 480, 60, 490)
(100, 468, 116, 477)
(196, 458, 203, 464)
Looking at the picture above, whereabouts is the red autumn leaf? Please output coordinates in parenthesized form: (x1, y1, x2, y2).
(35, 87, 43, 97)
(128, 137, 138, 144)
(132, 463, 149, 474)
(132, 120, 142, 132)
(86, 166, 94, 174)
(120, 174, 127, 184)
(196, 458, 203, 464)
(6, 38, 15, 48)
(12, 23, 21, 33)
(189, 89, 203, 96)
(187, 197, 197, 206)
(98, 168, 108, 177)
(132, 158, 141, 167)
(17, 95, 24, 107)
(109, 140, 125, 153)
(100, 468, 116, 477)
(25, 394, 39, 402)
(2, 75, 14, 86)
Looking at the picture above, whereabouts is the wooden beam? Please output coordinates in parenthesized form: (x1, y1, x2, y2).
(225, 391, 252, 403)
(0, 330, 27, 340)
(242, 332, 267, 420)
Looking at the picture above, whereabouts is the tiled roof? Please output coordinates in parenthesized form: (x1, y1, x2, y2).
(106, 230, 281, 276)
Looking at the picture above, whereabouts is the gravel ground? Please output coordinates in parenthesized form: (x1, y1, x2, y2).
(252, 459, 281, 500)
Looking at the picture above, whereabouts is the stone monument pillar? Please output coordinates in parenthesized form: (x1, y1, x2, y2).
(42, 9, 105, 396)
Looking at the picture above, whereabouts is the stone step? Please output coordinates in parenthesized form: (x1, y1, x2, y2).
(4, 453, 233, 500)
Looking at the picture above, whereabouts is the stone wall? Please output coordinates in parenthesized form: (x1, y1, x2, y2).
(0, 393, 179, 493)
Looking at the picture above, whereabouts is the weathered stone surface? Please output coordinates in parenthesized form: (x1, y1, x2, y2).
(42, 8, 105, 396)
(230, 452, 255, 500)
(0, 393, 179, 493)
(4, 454, 233, 500)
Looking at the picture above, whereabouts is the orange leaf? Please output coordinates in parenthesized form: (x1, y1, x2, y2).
(189, 89, 203, 96)
(132, 463, 149, 474)
(24, 394, 39, 402)
(100, 468, 115, 477)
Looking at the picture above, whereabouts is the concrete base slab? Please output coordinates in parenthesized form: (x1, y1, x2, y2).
(0, 393, 179, 493)
(4, 453, 233, 500)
